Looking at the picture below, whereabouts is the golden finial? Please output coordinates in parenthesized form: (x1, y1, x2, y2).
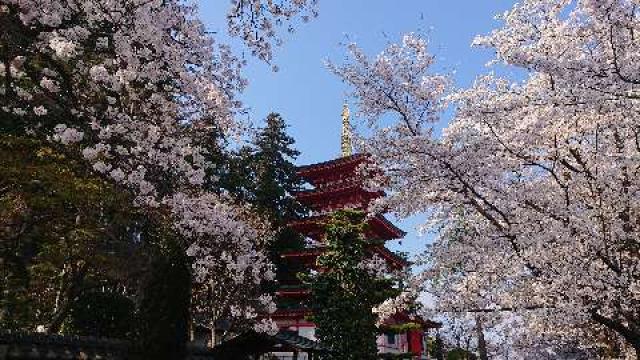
(341, 102, 352, 157)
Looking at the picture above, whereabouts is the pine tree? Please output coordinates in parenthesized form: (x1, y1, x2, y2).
(190, 113, 307, 336)
(250, 113, 306, 226)
(246, 113, 307, 266)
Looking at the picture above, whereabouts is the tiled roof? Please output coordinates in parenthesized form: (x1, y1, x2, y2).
(0, 330, 130, 360)
(0, 331, 218, 359)
(210, 330, 328, 358)
(296, 154, 366, 176)
(273, 331, 326, 352)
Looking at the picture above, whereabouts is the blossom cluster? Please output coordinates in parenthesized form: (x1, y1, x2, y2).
(331, 0, 640, 354)
(226, 0, 319, 64)
(357, 253, 389, 279)
(0, 0, 317, 333)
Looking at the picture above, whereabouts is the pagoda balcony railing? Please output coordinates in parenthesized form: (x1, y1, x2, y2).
(309, 205, 362, 217)
(313, 177, 360, 190)
(276, 302, 311, 311)
(278, 283, 309, 290)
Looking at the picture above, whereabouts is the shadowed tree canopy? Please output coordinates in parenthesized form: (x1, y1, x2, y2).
(0, 135, 144, 332)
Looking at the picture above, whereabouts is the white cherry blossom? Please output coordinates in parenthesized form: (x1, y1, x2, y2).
(1, 0, 318, 333)
(331, 1, 640, 356)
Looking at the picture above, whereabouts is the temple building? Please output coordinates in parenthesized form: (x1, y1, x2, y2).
(270, 104, 440, 359)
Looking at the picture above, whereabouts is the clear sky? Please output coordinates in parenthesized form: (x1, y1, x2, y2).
(198, 1, 520, 256)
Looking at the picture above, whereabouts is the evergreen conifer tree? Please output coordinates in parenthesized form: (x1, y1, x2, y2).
(246, 113, 307, 266)
(310, 210, 397, 360)
(250, 113, 306, 226)
(190, 113, 307, 337)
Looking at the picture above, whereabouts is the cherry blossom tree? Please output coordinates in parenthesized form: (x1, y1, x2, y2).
(330, 0, 640, 356)
(226, 0, 319, 63)
(0, 0, 317, 335)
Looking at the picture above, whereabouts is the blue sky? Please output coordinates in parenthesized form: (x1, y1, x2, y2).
(198, 1, 520, 256)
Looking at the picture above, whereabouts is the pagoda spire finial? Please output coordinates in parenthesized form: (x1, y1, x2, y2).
(341, 101, 352, 157)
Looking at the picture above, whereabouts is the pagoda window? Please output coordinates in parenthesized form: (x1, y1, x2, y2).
(385, 333, 396, 346)
(304, 236, 320, 248)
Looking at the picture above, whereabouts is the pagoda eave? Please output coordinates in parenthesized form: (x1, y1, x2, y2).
(369, 214, 406, 240)
(295, 185, 383, 208)
(370, 245, 409, 270)
(281, 245, 408, 270)
(297, 154, 367, 185)
(271, 308, 313, 319)
(276, 288, 311, 297)
(289, 214, 405, 241)
(280, 248, 323, 259)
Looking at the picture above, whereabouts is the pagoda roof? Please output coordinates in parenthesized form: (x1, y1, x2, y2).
(0, 330, 130, 359)
(297, 154, 367, 184)
(370, 245, 410, 269)
(276, 287, 311, 297)
(295, 184, 383, 206)
(271, 308, 313, 319)
(289, 214, 406, 241)
(373, 214, 408, 239)
(210, 330, 328, 358)
(280, 244, 409, 270)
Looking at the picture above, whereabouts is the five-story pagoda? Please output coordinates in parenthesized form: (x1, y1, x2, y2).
(272, 104, 438, 357)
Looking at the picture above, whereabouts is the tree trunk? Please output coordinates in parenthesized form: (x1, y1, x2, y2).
(476, 317, 488, 360)
(136, 243, 191, 360)
(46, 264, 88, 333)
(590, 310, 640, 357)
(211, 322, 216, 347)
(434, 333, 445, 360)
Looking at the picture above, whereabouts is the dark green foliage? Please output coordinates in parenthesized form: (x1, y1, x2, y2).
(0, 135, 142, 332)
(215, 113, 306, 227)
(0, 134, 193, 360)
(207, 113, 307, 259)
(447, 348, 477, 360)
(250, 114, 308, 289)
(431, 335, 445, 360)
(249, 113, 306, 225)
(224, 113, 307, 294)
(135, 239, 192, 360)
(309, 210, 397, 360)
(65, 290, 135, 338)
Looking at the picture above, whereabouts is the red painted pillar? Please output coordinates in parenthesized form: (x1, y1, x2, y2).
(408, 329, 424, 356)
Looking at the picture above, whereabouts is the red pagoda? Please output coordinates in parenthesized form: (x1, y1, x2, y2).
(271, 104, 439, 358)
